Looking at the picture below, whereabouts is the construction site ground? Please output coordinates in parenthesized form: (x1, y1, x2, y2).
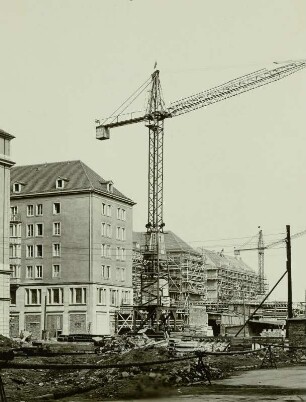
(0, 335, 306, 401)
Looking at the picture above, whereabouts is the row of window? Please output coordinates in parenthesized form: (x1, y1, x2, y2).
(11, 243, 128, 261)
(101, 264, 126, 281)
(101, 224, 126, 240)
(10, 222, 61, 238)
(25, 244, 60, 258)
(12, 222, 126, 240)
(11, 203, 61, 217)
(12, 202, 126, 221)
(24, 288, 86, 305)
(13, 287, 131, 306)
(10, 244, 61, 258)
(13, 179, 66, 194)
(101, 244, 126, 260)
(97, 288, 131, 306)
(11, 263, 127, 282)
(10, 264, 61, 279)
(102, 203, 127, 221)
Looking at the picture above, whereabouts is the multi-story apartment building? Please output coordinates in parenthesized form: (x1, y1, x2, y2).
(9, 160, 135, 339)
(0, 129, 15, 337)
(204, 249, 261, 303)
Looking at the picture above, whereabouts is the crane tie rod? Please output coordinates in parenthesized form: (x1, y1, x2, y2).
(99, 76, 152, 126)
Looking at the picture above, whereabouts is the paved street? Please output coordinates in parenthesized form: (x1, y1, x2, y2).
(63, 366, 306, 402)
(219, 365, 306, 389)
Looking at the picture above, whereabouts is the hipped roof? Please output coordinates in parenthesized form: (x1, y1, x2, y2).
(11, 160, 135, 204)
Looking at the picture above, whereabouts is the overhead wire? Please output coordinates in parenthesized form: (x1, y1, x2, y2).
(4, 231, 298, 252)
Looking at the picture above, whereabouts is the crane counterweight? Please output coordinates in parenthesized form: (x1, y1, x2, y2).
(96, 126, 110, 140)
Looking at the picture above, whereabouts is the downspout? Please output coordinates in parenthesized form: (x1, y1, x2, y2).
(89, 192, 93, 282)
(88, 192, 93, 333)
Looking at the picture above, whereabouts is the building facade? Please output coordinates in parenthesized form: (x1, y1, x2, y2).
(204, 249, 260, 303)
(0, 129, 15, 337)
(9, 160, 134, 338)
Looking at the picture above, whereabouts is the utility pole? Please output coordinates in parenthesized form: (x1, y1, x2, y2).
(258, 227, 265, 294)
(243, 292, 246, 337)
(286, 225, 293, 319)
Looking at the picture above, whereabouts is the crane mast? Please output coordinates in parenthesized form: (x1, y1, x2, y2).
(235, 228, 306, 297)
(146, 70, 165, 234)
(141, 70, 169, 309)
(258, 228, 265, 295)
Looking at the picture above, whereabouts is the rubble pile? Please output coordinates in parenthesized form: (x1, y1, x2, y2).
(0, 334, 19, 350)
(169, 337, 228, 354)
(0, 334, 305, 401)
(93, 333, 167, 355)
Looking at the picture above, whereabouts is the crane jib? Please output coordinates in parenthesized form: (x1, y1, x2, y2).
(96, 112, 172, 140)
(168, 61, 306, 117)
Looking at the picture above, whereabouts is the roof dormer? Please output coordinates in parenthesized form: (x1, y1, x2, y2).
(56, 177, 69, 189)
(12, 182, 23, 193)
(106, 180, 114, 193)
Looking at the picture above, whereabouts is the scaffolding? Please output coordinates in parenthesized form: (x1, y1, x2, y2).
(204, 250, 264, 305)
(115, 232, 207, 333)
(167, 251, 206, 308)
(133, 244, 206, 307)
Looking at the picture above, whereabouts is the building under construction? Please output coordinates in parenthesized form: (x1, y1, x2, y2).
(133, 232, 262, 308)
(115, 231, 263, 335)
(115, 231, 207, 334)
(133, 231, 207, 308)
(204, 249, 265, 304)
(203, 251, 264, 336)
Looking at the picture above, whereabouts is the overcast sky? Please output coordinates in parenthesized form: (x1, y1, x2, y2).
(1, 0, 305, 302)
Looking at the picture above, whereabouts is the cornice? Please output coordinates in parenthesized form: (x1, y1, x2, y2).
(0, 155, 15, 167)
(10, 187, 136, 205)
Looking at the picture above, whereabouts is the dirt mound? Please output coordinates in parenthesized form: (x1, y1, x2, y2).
(0, 335, 19, 350)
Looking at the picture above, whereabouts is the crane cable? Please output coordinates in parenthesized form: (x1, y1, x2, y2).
(99, 75, 152, 125)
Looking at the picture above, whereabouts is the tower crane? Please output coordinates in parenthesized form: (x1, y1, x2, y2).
(95, 60, 306, 329)
(234, 227, 306, 295)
